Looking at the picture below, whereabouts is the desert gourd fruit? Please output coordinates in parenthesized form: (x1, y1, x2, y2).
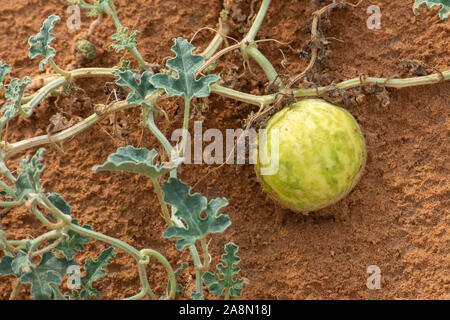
(255, 98, 366, 212)
(76, 39, 96, 60)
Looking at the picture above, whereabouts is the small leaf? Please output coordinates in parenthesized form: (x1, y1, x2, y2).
(118, 57, 132, 72)
(74, 0, 110, 17)
(28, 15, 60, 70)
(413, 0, 449, 19)
(202, 242, 244, 298)
(113, 70, 157, 106)
(93, 146, 180, 179)
(151, 37, 220, 100)
(162, 178, 231, 250)
(0, 255, 15, 276)
(190, 292, 204, 300)
(20, 252, 77, 300)
(110, 27, 139, 53)
(1, 76, 32, 122)
(21, 271, 61, 300)
(165, 262, 187, 299)
(0, 249, 30, 278)
(0, 61, 12, 85)
(15, 148, 46, 200)
(47, 193, 71, 216)
(11, 252, 32, 276)
(79, 247, 115, 299)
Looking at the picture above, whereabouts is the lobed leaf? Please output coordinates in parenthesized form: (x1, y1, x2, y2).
(15, 148, 46, 200)
(93, 145, 181, 179)
(0, 255, 15, 276)
(151, 37, 220, 100)
(1, 76, 32, 122)
(48, 193, 71, 216)
(110, 27, 139, 53)
(202, 242, 244, 298)
(0, 251, 30, 277)
(0, 61, 12, 85)
(73, 0, 111, 17)
(28, 15, 60, 70)
(79, 246, 115, 299)
(21, 271, 61, 300)
(113, 70, 157, 106)
(190, 292, 204, 300)
(163, 261, 187, 299)
(413, 0, 449, 19)
(20, 252, 77, 300)
(162, 178, 231, 250)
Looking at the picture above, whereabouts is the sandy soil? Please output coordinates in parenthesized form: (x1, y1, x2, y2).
(0, 0, 448, 299)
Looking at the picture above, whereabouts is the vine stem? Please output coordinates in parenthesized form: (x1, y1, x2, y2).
(140, 249, 177, 299)
(21, 67, 115, 114)
(293, 71, 450, 95)
(4, 70, 449, 160)
(38, 192, 159, 299)
(189, 244, 204, 298)
(128, 46, 148, 69)
(9, 279, 22, 300)
(200, 238, 210, 272)
(151, 177, 173, 227)
(245, 44, 281, 85)
(48, 59, 71, 78)
(241, 0, 271, 48)
(27, 229, 60, 260)
(239, 0, 278, 85)
(224, 288, 230, 300)
(180, 98, 191, 157)
(3, 98, 130, 159)
(31, 238, 61, 257)
(30, 206, 53, 228)
(0, 200, 22, 207)
(200, 8, 230, 60)
(144, 106, 173, 155)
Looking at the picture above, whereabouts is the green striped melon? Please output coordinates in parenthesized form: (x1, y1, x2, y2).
(255, 98, 366, 212)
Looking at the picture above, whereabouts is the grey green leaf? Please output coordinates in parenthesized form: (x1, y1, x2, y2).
(48, 193, 71, 216)
(93, 146, 181, 179)
(0, 251, 31, 277)
(202, 242, 244, 298)
(413, 0, 449, 19)
(150, 37, 220, 100)
(113, 70, 157, 106)
(162, 178, 230, 250)
(21, 270, 61, 300)
(28, 15, 61, 70)
(15, 148, 46, 200)
(110, 27, 139, 53)
(0, 61, 12, 85)
(20, 252, 77, 300)
(1, 76, 32, 122)
(79, 246, 115, 299)
(0, 255, 15, 276)
(164, 261, 187, 299)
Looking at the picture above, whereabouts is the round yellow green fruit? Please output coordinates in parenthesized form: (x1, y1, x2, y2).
(255, 98, 366, 212)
